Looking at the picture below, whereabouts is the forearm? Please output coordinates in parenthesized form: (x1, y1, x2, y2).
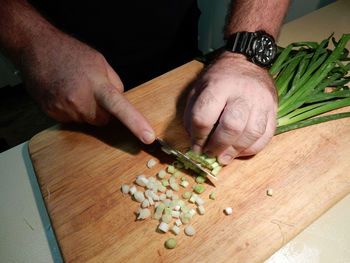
(225, 0, 291, 39)
(0, 0, 57, 66)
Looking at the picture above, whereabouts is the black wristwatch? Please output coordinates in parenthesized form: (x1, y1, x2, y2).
(225, 30, 277, 68)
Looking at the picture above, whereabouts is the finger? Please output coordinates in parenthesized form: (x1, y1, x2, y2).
(184, 88, 196, 134)
(230, 107, 269, 152)
(238, 110, 276, 156)
(204, 97, 250, 159)
(215, 107, 269, 165)
(106, 63, 124, 93)
(189, 87, 227, 153)
(96, 85, 155, 144)
(44, 102, 83, 123)
(81, 103, 111, 126)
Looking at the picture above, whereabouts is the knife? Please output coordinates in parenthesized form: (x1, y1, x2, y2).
(156, 138, 217, 186)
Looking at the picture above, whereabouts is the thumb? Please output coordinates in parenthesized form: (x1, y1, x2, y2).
(96, 84, 155, 144)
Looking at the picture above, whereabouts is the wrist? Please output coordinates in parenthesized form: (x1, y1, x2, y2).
(0, 1, 59, 66)
(224, 30, 277, 68)
(219, 51, 269, 73)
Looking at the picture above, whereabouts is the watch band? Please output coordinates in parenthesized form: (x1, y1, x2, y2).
(225, 30, 277, 67)
(225, 31, 256, 57)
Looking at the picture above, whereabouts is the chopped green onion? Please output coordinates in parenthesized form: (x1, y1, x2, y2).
(194, 184, 206, 194)
(158, 222, 169, 232)
(157, 170, 167, 179)
(180, 180, 189, 188)
(167, 165, 175, 174)
(156, 181, 166, 192)
(173, 171, 181, 178)
(161, 214, 172, 223)
(184, 226, 195, 236)
(197, 205, 205, 215)
(180, 212, 192, 224)
(189, 209, 196, 217)
(159, 193, 166, 201)
(153, 203, 165, 220)
(162, 180, 169, 187)
(165, 238, 177, 249)
(195, 176, 206, 184)
(137, 208, 151, 220)
(189, 193, 198, 203)
(121, 184, 130, 194)
(224, 207, 232, 215)
(181, 176, 187, 181)
(267, 189, 275, 196)
(173, 161, 184, 169)
(129, 186, 137, 195)
(133, 191, 145, 203)
(209, 192, 216, 200)
(171, 226, 180, 235)
(182, 191, 191, 199)
(181, 205, 190, 213)
(195, 197, 204, 206)
(170, 182, 180, 191)
(175, 219, 182, 227)
(147, 158, 157, 168)
(211, 166, 222, 176)
(141, 199, 150, 208)
(171, 210, 180, 218)
(169, 176, 176, 184)
(166, 189, 173, 198)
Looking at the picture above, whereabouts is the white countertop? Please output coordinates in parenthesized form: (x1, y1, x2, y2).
(0, 143, 62, 263)
(1, 1, 350, 262)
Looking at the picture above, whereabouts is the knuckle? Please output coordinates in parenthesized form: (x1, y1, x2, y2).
(191, 114, 213, 130)
(220, 118, 244, 136)
(244, 128, 264, 142)
(194, 89, 219, 110)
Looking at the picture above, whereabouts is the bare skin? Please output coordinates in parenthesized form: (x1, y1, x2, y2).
(0, 0, 155, 144)
(0, 0, 290, 156)
(185, 0, 290, 164)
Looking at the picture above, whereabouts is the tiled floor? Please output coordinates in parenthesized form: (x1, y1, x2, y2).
(0, 84, 57, 152)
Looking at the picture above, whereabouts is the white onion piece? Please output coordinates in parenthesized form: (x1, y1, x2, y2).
(142, 199, 150, 208)
(147, 158, 157, 168)
(224, 207, 232, 215)
(172, 225, 180, 235)
(137, 208, 150, 220)
(121, 184, 129, 194)
(134, 191, 145, 203)
(175, 219, 182, 227)
(184, 226, 195, 236)
(158, 222, 169, 232)
(129, 186, 137, 195)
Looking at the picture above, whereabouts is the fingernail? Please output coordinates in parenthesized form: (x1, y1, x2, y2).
(220, 155, 233, 165)
(192, 144, 202, 153)
(141, 131, 155, 144)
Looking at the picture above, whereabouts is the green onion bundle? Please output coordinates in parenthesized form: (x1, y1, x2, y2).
(271, 33, 350, 134)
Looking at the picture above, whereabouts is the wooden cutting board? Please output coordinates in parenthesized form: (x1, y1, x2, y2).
(28, 59, 350, 263)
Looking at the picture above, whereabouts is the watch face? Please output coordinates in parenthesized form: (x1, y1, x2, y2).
(252, 34, 277, 66)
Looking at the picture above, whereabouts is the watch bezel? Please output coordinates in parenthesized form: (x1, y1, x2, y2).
(251, 31, 277, 67)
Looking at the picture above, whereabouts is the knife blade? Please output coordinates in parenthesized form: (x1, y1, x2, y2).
(156, 138, 217, 185)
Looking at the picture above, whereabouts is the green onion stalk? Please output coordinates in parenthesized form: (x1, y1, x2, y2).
(271, 33, 350, 134)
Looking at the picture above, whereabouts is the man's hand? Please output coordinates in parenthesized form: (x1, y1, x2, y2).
(185, 52, 277, 164)
(22, 30, 155, 144)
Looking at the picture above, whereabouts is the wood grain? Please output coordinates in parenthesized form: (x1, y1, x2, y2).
(28, 59, 350, 263)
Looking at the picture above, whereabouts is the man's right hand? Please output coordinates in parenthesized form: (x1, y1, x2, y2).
(0, 1, 155, 144)
(21, 30, 155, 144)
